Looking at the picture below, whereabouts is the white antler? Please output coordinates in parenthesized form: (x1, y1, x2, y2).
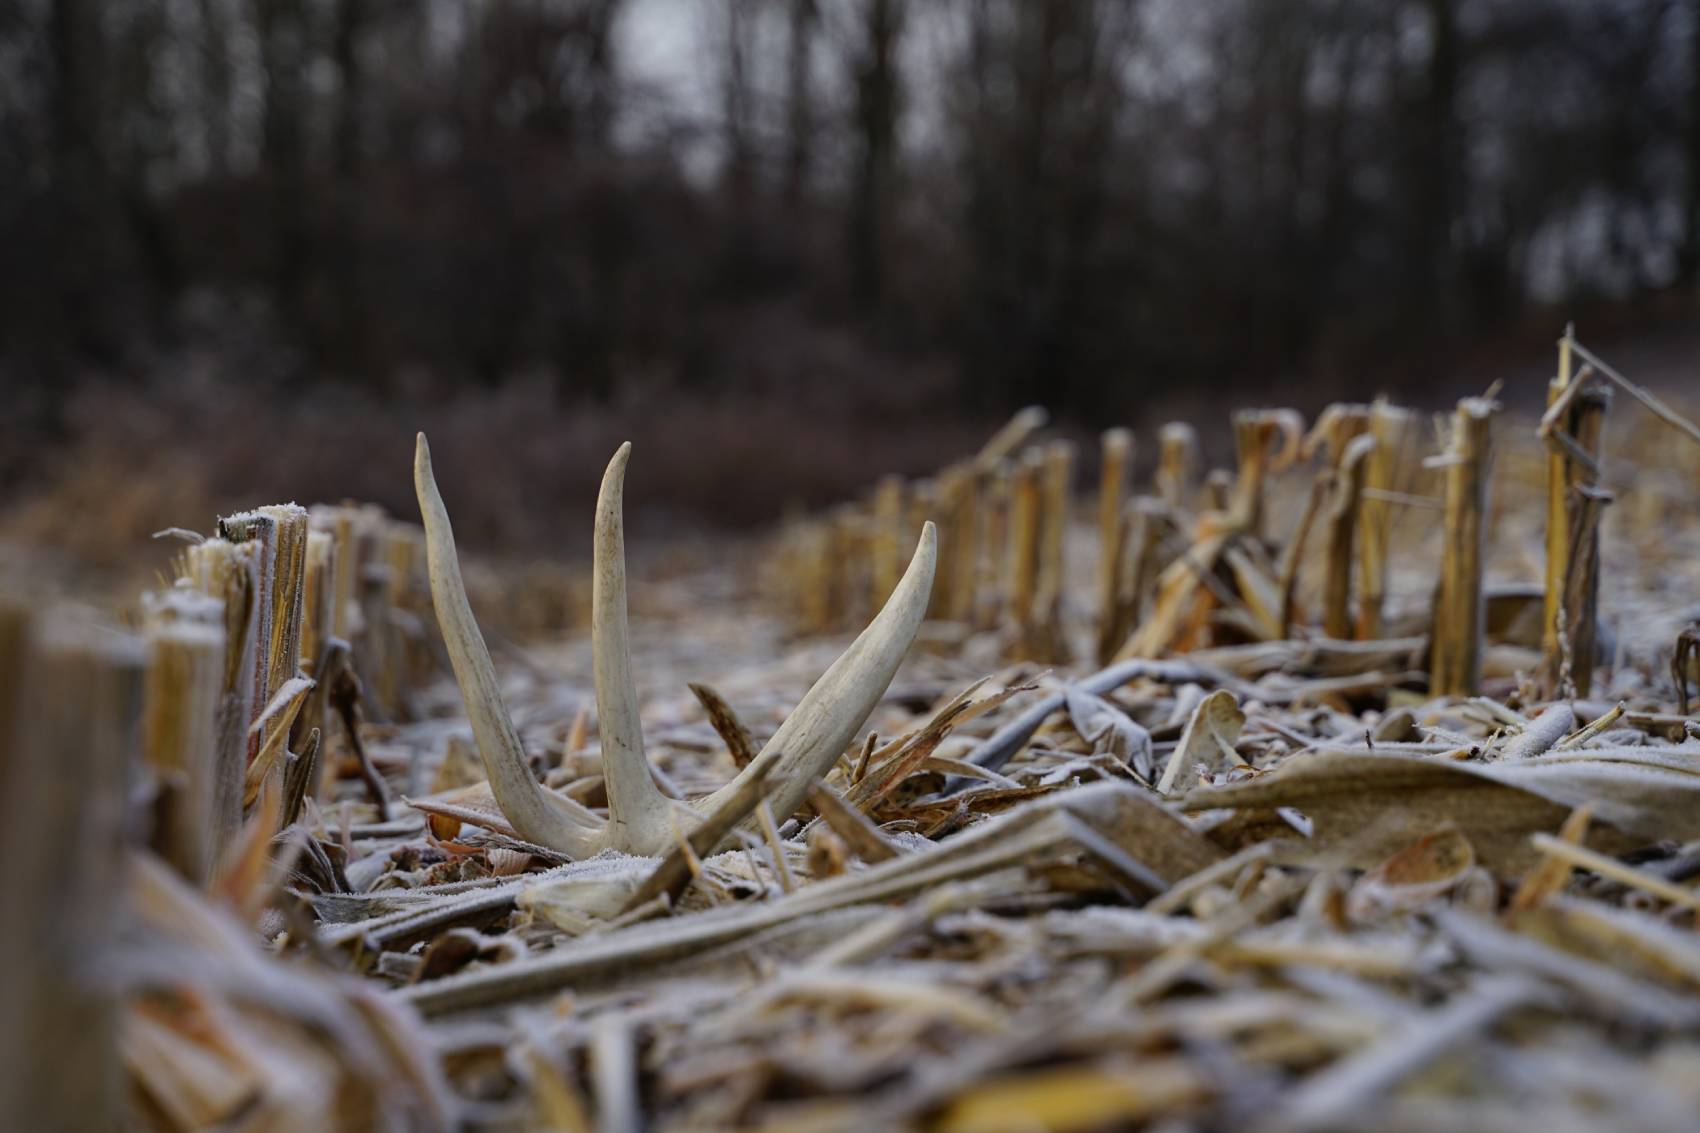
(416, 435, 935, 859)
(592, 442, 676, 854)
(415, 434, 602, 856)
(698, 522, 936, 828)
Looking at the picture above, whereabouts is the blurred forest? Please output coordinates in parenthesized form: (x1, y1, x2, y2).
(2, 0, 1698, 557)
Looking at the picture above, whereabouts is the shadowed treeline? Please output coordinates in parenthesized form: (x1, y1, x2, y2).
(2, 1, 1697, 547)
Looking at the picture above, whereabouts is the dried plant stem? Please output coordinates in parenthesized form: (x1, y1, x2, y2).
(907, 479, 940, 617)
(871, 474, 906, 607)
(1, 615, 139, 1129)
(141, 592, 227, 882)
(241, 675, 316, 810)
(293, 530, 337, 757)
(1274, 977, 1536, 1130)
(621, 766, 769, 914)
(975, 405, 1048, 470)
(589, 1018, 641, 1133)
(181, 537, 260, 857)
(1118, 530, 1230, 660)
(1497, 703, 1576, 761)
(811, 520, 838, 634)
(1510, 805, 1593, 911)
(831, 507, 866, 631)
(1033, 440, 1075, 661)
(1569, 337, 1700, 451)
(1004, 450, 1043, 654)
(1554, 701, 1625, 750)
(1525, 833, 1700, 914)
(300, 636, 350, 800)
(281, 726, 322, 829)
(1301, 404, 1372, 477)
(1540, 328, 1611, 698)
(1358, 401, 1416, 638)
(402, 782, 1212, 1016)
(1156, 422, 1198, 509)
(376, 523, 425, 718)
(1203, 468, 1232, 513)
(335, 509, 363, 642)
(1554, 484, 1613, 699)
(806, 783, 901, 863)
(220, 504, 309, 775)
(1430, 397, 1498, 697)
(1540, 327, 1580, 659)
(688, 682, 757, 769)
(370, 523, 406, 717)
(1228, 409, 1301, 538)
(798, 522, 834, 635)
(330, 655, 391, 818)
(299, 529, 336, 681)
(1102, 497, 1174, 661)
(978, 461, 1012, 630)
(959, 657, 1220, 779)
(356, 518, 396, 720)
(939, 463, 981, 623)
(1277, 474, 1330, 638)
(756, 800, 796, 894)
(1322, 434, 1377, 640)
(1095, 429, 1134, 664)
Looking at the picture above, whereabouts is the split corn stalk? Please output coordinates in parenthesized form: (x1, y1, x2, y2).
(1430, 397, 1498, 697)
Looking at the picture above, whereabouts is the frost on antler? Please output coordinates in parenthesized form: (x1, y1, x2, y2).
(592, 442, 677, 855)
(698, 522, 936, 833)
(415, 434, 936, 859)
(415, 434, 603, 857)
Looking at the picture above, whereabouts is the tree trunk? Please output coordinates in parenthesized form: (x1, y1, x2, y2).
(48, 0, 111, 356)
(1420, 0, 1462, 332)
(1682, 0, 1700, 288)
(260, 0, 308, 324)
(784, 0, 816, 206)
(849, 0, 903, 308)
(199, 0, 233, 176)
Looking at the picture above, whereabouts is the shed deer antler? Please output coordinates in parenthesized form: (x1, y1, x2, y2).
(591, 442, 677, 853)
(416, 436, 605, 856)
(415, 433, 936, 857)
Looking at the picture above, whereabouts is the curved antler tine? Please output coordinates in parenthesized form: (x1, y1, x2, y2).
(414, 434, 602, 856)
(700, 521, 938, 829)
(593, 443, 674, 854)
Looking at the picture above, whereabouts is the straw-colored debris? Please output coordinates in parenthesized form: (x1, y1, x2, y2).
(8, 333, 1700, 1132)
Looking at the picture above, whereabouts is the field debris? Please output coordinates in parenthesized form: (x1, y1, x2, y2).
(7, 332, 1700, 1131)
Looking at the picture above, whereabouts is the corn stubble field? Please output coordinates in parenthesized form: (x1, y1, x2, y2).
(8, 330, 1700, 1132)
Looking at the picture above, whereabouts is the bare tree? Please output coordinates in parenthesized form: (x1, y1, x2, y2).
(47, 0, 116, 353)
(1, 0, 1692, 419)
(721, 0, 760, 198)
(953, 0, 1133, 408)
(259, 0, 308, 319)
(1679, 0, 1700, 286)
(784, 0, 816, 205)
(846, 0, 904, 306)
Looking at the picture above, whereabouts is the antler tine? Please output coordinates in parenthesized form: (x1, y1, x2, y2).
(593, 443, 675, 855)
(414, 433, 603, 857)
(699, 521, 937, 833)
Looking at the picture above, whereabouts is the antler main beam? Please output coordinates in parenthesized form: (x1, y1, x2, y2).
(415, 434, 936, 860)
